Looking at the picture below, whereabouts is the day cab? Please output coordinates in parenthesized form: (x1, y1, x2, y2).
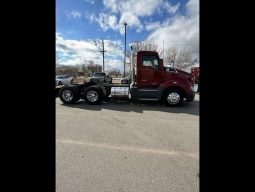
(129, 51, 195, 106)
(58, 50, 195, 107)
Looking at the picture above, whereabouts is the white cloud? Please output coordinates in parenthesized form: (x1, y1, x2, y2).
(91, 11, 142, 35)
(121, 0, 160, 17)
(145, 21, 162, 31)
(186, 0, 199, 16)
(98, 0, 180, 34)
(84, 0, 95, 5)
(66, 10, 82, 20)
(85, 12, 96, 23)
(119, 12, 143, 34)
(97, 13, 119, 31)
(56, 33, 125, 71)
(103, 0, 120, 13)
(103, 0, 174, 16)
(146, 0, 199, 59)
(162, 1, 180, 15)
(89, 12, 119, 31)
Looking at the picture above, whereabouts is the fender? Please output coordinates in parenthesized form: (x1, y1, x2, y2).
(160, 78, 189, 89)
(159, 78, 192, 99)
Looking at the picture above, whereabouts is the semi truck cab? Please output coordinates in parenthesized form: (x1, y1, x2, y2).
(129, 51, 195, 105)
(58, 50, 195, 107)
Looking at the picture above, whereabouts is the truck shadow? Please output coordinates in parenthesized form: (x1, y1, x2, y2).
(59, 98, 199, 116)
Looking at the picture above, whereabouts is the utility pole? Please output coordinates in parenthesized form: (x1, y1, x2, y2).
(100, 39, 105, 72)
(94, 39, 106, 72)
(124, 23, 127, 77)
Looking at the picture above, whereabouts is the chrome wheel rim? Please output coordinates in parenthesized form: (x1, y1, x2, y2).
(62, 90, 73, 101)
(86, 90, 98, 102)
(167, 92, 180, 104)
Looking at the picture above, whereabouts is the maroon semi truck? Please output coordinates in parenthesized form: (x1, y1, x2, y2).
(58, 50, 195, 106)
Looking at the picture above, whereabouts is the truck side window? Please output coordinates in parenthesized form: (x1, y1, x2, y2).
(142, 56, 159, 69)
(153, 58, 159, 69)
(143, 56, 153, 67)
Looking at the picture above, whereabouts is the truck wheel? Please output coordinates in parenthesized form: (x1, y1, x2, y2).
(59, 86, 80, 104)
(85, 87, 102, 105)
(164, 89, 183, 107)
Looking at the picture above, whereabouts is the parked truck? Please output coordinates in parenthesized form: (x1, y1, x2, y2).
(58, 50, 195, 106)
(89, 72, 112, 84)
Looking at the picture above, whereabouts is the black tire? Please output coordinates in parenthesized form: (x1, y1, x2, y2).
(85, 87, 102, 105)
(163, 88, 183, 107)
(59, 86, 81, 104)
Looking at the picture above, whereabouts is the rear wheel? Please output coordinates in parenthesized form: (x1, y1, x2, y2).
(164, 88, 183, 107)
(85, 87, 102, 105)
(59, 86, 81, 104)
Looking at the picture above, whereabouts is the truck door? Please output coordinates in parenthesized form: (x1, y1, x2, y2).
(137, 55, 164, 87)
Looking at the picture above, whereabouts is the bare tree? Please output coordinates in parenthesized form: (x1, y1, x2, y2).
(87, 61, 102, 73)
(165, 47, 192, 70)
(81, 64, 90, 75)
(130, 41, 164, 59)
(131, 41, 159, 52)
(108, 68, 121, 77)
(56, 61, 102, 76)
(56, 65, 79, 75)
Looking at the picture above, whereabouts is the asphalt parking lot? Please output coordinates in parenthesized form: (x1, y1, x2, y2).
(56, 94, 199, 192)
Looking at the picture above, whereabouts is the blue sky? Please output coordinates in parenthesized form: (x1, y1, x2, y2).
(56, 0, 199, 72)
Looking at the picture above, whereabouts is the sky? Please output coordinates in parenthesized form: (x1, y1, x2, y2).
(56, 0, 199, 72)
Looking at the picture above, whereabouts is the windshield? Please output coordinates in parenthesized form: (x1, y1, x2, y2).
(56, 76, 63, 79)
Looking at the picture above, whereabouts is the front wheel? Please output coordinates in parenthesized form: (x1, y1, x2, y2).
(163, 89, 183, 107)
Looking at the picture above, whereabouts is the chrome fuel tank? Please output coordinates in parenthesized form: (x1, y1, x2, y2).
(111, 86, 129, 98)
